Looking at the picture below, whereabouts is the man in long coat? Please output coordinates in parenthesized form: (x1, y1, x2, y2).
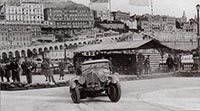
(21, 57, 33, 84)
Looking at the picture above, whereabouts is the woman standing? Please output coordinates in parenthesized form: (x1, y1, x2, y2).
(41, 59, 55, 83)
(58, 60, 65, 80)
(41, 59, 49, 81)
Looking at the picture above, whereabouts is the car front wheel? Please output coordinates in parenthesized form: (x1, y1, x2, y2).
(107, 82, 121, 102)
(70, 86, 80, 103)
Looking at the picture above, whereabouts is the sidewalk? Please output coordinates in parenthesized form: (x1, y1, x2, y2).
(0, 72, 175, 84)
(0, 74, 76, 84)
(0, 72, 175, 91)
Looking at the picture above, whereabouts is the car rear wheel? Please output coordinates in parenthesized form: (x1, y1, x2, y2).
(107, 82, 121, 102)
(70, 86, 80, 103)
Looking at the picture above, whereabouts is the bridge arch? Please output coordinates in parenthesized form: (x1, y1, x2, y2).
(27, 49, 33, 57)
(54, 46, 58, 50)
(15, 50, 20, 58)
(83, 41, 87, 45)
(21, 50, 26, 57)
(2, 52, 8, 60)
(38, 48, 43, 54)
(44, 47, 48, 52)
(59, 45, 64, 50)
(8, 51, 14, 59)
(49, 46, 53, 50)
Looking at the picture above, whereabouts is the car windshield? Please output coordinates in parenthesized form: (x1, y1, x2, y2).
(82, 62, 110, 73)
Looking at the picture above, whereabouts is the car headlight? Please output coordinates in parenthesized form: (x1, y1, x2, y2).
(70, 80, 76, 89)
(99, 74, 107, 82)
(78, 76, 85, 85)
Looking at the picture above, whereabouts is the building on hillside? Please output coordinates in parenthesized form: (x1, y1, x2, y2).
(0, 23, 32, 49)
(43, 1, 95, 35)
(111, 11, 130, 21)
(137, 14, 176, 32)
(162, 16, 176, 31)
(2, 0, 44, 24)
(89, 2, 109, 21)
(21, 1, 44, 24)
(183, 18, 197, 33)
(32, 34, 56, 43)
(100, 22, 125, 30)
(111, 10, 138, 30)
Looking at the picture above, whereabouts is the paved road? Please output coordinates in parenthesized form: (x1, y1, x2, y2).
(1, 77, 200, 111)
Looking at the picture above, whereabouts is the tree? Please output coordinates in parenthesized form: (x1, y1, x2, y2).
(176, 21, 182, 29)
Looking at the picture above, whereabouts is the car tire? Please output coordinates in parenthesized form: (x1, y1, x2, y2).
(107, 82, 121, 102)
(70, 86, 81, 103)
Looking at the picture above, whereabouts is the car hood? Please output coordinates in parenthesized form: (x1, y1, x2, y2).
(82, 68, 110, 77)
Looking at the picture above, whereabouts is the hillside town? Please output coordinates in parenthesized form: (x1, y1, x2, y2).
(0, 0, 200, 110)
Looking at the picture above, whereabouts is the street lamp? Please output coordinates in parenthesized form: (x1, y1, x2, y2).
(196, 4, 200, 54)
(196, 4, 200, 70)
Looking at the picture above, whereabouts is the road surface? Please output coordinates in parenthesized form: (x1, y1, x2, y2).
(1, 77, 200, 111)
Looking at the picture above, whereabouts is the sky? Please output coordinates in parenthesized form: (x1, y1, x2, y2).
(68, 0, 199, 19)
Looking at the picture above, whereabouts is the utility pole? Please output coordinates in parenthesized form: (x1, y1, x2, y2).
(150, 0, 154, 38)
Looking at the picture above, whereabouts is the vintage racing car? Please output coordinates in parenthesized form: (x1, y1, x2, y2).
(69, 59, 121, 103)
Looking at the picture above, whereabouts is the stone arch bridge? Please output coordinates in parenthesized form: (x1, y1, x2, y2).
(0, 39, 101, 59)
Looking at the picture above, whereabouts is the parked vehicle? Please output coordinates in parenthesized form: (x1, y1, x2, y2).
(69, 59, 121, 103)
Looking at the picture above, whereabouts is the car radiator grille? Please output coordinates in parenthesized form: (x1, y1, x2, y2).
(86, 72, 100, 87)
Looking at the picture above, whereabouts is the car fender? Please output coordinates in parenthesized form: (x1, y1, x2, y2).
(110, 73, 120, 84)
(70, 77, 79, 89)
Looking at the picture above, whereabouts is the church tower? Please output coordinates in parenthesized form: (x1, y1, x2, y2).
(181, 10, 187, 22)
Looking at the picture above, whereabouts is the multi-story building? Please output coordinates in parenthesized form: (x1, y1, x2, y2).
(3, 0, 44, 24)
(43, 1, 95, 35)
(111, 11, 130, 22)
(5, 2, 23, 24)
(151, 15, 164, 31)
(162, 16, 176, 31)
(110, 10, 137, 29)
(137, 14, 176, 32)
(0, 1, 43, 44)
(183, 19, 197, 33)
(0, 23, 32, 49)
(21, 1, 44, 24)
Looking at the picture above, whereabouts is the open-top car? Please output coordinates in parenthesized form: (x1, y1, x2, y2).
(69, 59, 121, 103)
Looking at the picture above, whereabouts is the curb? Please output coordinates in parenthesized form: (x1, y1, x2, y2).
(119, 72, 175, 81)
(1, 72, 175, 91)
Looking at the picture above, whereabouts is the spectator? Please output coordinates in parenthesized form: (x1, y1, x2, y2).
(173, 54, 179, 71)
(41, 59, 55, 83)
(48, 59, 56, 83)
(58, 60, 66, 80)
(21, 57, 33, 84)
(137, 53, 145, 76)
(10, 58, 20, 82)
(30, 58, 37, 74)
(1, 61, 11, 82)
(144, 55, 151, 74)
(178, 55, 182, 70)
(41, 59, 49, 81)
(166, 54, 174, 72)
(0, 63, 5, 82)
